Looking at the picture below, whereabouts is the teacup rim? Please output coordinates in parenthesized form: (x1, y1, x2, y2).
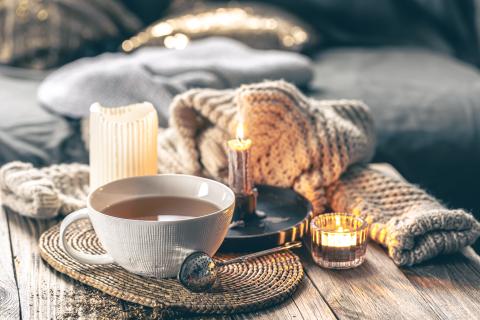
(87, 174, 235, 224)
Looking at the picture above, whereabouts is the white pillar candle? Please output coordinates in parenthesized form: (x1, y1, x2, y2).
(89, 102, 158, 190)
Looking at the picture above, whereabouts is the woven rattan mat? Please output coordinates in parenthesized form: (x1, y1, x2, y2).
(39, 219, 304, 316)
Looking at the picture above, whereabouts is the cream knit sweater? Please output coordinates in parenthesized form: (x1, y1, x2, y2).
(156, 80, 480, 266)
(1, 80, 479, 266)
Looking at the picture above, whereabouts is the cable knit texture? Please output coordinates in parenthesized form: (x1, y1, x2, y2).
(327, 166, 480, 266)
(157, 80, 376, 212)
(156, 80, 479, 266)
(0, 162, 89, 218)
(1, 80, 479, 266)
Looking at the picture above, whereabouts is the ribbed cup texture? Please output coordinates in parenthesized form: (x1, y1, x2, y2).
(310, 213, 369, 269)
(89, 102, 158, 190)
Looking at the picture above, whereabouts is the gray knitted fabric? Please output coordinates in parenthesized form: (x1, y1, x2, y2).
(38, 37, 313, 126)
(0, 162, 88, 218)
(327, 165, 480, 266)
(1, 80, 479, 265)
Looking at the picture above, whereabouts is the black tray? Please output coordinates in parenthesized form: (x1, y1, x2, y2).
(220, 185, 312, 252)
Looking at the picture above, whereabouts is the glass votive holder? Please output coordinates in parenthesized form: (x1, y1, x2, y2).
(310, 213, 369, 269)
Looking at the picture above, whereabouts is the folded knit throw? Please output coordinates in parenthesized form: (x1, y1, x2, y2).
(0, 162, 88, 218)
(1, 80, 479, 265)
(156, 80, 480, 266)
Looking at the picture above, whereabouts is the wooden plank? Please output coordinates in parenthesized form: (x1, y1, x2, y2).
(233, 269, 337, 320)
(118, 276, 332, 319)
(292, 275, 337, 320)
(372, 163, 480, 318)
(301, 244, 440, 320)
(232, 297, 303, 320)
(402, 248, 480, 319)
(6, 206, 328, 320)
(5, 208, 131, 320)
(178, 315, 232, 320)
(0, 204, 20, 319)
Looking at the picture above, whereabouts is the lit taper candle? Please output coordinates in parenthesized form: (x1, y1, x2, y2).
(227, 121, 257, 223)
(227, 122, 253, 195)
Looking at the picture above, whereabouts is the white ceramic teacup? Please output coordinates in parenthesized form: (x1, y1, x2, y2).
(60, 174, 235, 278)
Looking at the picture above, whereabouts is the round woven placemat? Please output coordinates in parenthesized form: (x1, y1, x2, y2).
(39, 220, 303, 316)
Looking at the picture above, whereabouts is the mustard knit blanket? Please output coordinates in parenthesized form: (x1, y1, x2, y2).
(1, 80, 479, 266)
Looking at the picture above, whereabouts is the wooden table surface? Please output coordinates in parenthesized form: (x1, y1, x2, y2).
(1, 163, 480, 319)
(1, 204, 480, 319)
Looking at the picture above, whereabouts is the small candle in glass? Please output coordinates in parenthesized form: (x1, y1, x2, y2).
(310, 213, 368, 269)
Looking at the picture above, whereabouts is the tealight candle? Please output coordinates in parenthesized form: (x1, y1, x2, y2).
(310, 213, 368, 269)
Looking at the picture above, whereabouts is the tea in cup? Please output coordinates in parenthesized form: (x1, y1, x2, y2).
(60, 174, 235, 278)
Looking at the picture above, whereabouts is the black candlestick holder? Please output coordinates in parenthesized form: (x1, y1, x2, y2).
(220, 185, 312, 252)
(230, 188, 260, 223)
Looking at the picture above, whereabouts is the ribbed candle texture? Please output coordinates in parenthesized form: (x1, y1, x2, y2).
(89, 102, 158, 190)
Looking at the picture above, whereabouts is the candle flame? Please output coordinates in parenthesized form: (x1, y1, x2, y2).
(335, 215, 341, 227)
(236, 122, 245, 141)
(322, 232, 357, 247)
(228, 120, 251, 151)
(319, 214, 357, 247)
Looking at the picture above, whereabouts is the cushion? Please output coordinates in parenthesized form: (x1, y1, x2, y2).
(0, 66, 87, 165)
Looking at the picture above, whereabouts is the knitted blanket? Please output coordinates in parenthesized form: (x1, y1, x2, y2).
(0, 162, 88, 218)
(1, 80, 479, 266)
(155, 80, 479, 266)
